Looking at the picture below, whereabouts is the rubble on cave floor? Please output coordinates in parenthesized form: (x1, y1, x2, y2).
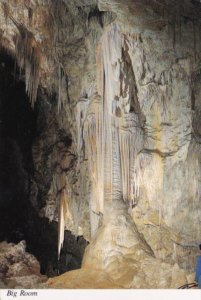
(0, 240, 47, 289)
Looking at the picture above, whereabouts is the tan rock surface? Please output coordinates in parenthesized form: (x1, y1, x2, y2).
(45, 269, 121, 289)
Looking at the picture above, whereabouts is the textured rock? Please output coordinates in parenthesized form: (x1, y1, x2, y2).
(81, 201, 190, 288)
(0, 241, 47, 288)
(45, 269, 121, 289)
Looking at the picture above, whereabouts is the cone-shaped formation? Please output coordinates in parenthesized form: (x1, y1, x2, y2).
(9, 15, 41, 107)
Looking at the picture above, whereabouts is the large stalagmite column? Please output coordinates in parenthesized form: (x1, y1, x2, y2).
(84, 23, 144, 228)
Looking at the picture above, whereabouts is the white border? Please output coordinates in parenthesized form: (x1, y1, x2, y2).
(0, 289, 201, 300)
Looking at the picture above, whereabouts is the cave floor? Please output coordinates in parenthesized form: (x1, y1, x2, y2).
(44, 268, 121, 289)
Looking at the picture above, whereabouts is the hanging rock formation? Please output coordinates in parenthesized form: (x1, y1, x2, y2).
(0, 0, 201, 288)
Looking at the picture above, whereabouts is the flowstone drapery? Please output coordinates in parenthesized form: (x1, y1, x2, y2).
(83, 24, 144, 214)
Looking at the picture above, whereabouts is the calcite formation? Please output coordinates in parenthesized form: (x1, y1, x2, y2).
(0, 0, 201, 288)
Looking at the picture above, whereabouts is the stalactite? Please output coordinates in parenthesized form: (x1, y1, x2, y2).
(100, 24, 144, 205)
(58, 187, 74, 259)
(56, 172, 76, 258)
(83, 97, 104, 214)
(82, 23, 144, 221)
(58, 190, 65, 259)
(100, 24, 123, 203)
(9, 15, 41, 107)
(118, 112, 143, 205)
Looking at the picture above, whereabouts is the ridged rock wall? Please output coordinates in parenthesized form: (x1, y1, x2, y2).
(81, 15, 201, 287)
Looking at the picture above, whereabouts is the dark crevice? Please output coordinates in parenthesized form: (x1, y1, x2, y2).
(58, 231, 89, 276)
(0, 50, 37, 243)
(88, 6, 104, 28)
(0, 49, 87, 278)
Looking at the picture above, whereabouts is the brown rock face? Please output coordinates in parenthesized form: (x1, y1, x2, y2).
(0, 241, 47, 288)
(0, 0, 201, 288)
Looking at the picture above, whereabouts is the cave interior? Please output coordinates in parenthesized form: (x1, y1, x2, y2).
(0, 49, 86, 277)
